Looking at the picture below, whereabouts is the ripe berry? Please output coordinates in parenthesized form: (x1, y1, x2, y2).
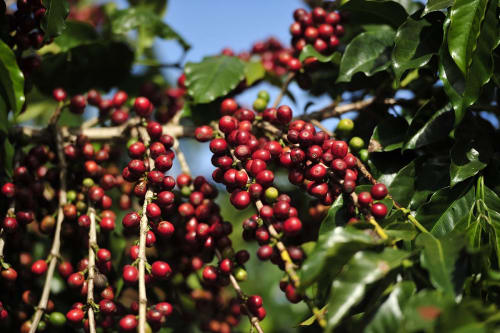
(283, 217, 302, 236)
(331, 140, 348, 158)
(31, 259, 48, 276)
(146, 203, 162, 220)
(1, 267, 18, 282)
(66, 308, 84, 324)
(119, 315, 138, 332)
(52, 88, 67, 102)
(151, 261, 172, 279)
(209, 138, 227, 154)
(123, 265, 139, 283)
(3, 217, 18, 233)
(1, 182, 15, 198)
(67, 272, 85, 288)
(248, 295, 263, 310)
(220, 98, 238, 115)
(69, 95, 86, 114)
(257, 245, 273, 260)
(122, 212, 140, 228)
(202, 265, 218, 283)
(112, 91, 128, 107)
(219, 259, 233, 274)
(230, 190, 251, 210)
(195, 125, 214, 142)
(157, 221, 175, 238)
(97, 249, 111, 262)
(371, 203, 388, 219)
(277, 105, 293, 124)
(371, 183, 388, 200)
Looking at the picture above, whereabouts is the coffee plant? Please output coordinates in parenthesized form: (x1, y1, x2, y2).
(0, 0, 499, 332)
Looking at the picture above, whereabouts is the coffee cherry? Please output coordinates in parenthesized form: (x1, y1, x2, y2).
(146, 203, 162, 220)
(49, 312, 66, 326)
(67, 272, 85, 288)
(69, 95, 86, 114)
(371, 183, 388, 200)
(257, 245, 273, 260)
(3, 217, 18, 233)
(1, 267, 18, 282)
(66, 308, 84, 324)
(233, 267, 248, 281)
(256, 307, 267, 321)
(156, 302, 173, 317)
(331, 140, 348, 158)
(1, 182, 15, 198)
(97, 249, 112, 262)
(220, 98, 238, 115)
(112, 91, 128, 107)
(349, 136, 365, 151)
(99, 299, 117, 315)
(151, 261, 172, 279)
(285, 284, 302, 303)
(123, 265, 139, 283)
(371, 203, 388, 219)
(318, 23, 334, 38)
(157, 221, 175, 238)
(230, 190, 251, 210)
(219, 259, 233, 274)
(248, 295, 263, 310)
(119, 315, 138, 332)
(253, 98, 267, 112)
(209, 138, 228, 154)
(202, 265, 218, 283)
(52, 88, 67, 102)
(88, 186, 104, 202)
(337, 118, 354, 135)
(58, 261, 73, 278)
(358, 192, 373, 207)
(31, 259, 48, 276)
(283, 217, 302, 236)
(122, 212, 140, 228)
(195, 125, 214, 142)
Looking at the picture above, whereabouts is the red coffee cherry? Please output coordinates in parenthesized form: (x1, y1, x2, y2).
(52, 88, 67, 102)
(66, 308, 84, 324)
(202, 265, 218, 283)
(122, 212, 140, 228)
(219, 258, 233, 274)
(371, 183, 388, 200)
(371, 203, 388, 219)
(230, 190, 251, 210)
(1, 267, 18, 282)
(97, 249, 112, 262)
(31, 259, 48, 276)
(358, 192, 373, 207)
(277, 105, 293, 124)
(146, 203, 162, 220)
(283, 217, 302, 236)
(123, 265, 139, 283)
(257, 245, 273, 260)
(157, 221, 175, 238)
(112, 90, 128, 107)
(248, 295, 263, 310)
(195, 125, 214, 142)
(119, 314, 138, 332)
(67, 272, 85, 288)
(151, 261, 172, 279)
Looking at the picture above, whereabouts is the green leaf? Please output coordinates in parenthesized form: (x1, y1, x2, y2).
(318, 194, 346, 235)
(422, 0, 454, 16)
(415, 180, 475, 236)
(401, 290, 454, 332)
(16, 99, 58, 124)
(326, 248, 410, 331)
(299, 45, 341, 64)
(403, 103, 454, 151)
(185, 56, 245, 104)
(0, 93, 9, 134)
(370, 116, 408, 152)
(53, 20, 98, 52)
(243, 60, 265, 86)
(341, 0, 409, 27)
(41, 0, 70, 39)
(387, 160, 416, 208)
(439, 0, 499, 125)
(299, 224, 379, 288)
(450, 139, 492, 186)
(447, 0, 488, 75)
(337, 29, 395, 83)
(483, 186, 500, 266)
(2, 137, 14, 178)
(416, 232, 466, 296)
(111, 7, 190, 50)
(364, 281, 416, 333)
(392, 17, 442, 81)
(0, 40, 25, 116)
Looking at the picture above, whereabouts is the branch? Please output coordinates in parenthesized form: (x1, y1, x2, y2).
(215, 249, 264, 333)
(30, 126, 67, 333)
(137, 125, 155, 333)
(86, 205, 97, 333)
(272, 72, 296, 108)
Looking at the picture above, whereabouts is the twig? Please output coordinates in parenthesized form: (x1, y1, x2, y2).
(272, 72, 296, 108)
(215, 249, 264, 333)
(86, 205, 97, 333)
(30, 125, 67, 333)
(137, 125, 155, 333)
(81, 117, 100, 129)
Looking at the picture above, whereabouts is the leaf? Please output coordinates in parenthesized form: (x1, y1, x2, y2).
(0, 40, 25, 116)
(415, 180, 475, 236)
(416, 232, 466, 296)
(450, 138, 492, 186)
(387, 160, 416, 208)
(16, 99, 58, 124)
(325, 248, 410, 331)
(447, 0, 489, 75)
(392, 17, 442, 81)
(185, 56, 245, 104)
(341, 0, 409, 28)
(318, 194, 346, 235)
(33, 42, 134, 95)
(299, 224, 379, 289)
(0, 93, 8, 134)
(401, 290, 454, 332)
(2, 137, 14, 178)
(439, 1, 499, 125)
(41, 0, 70, 39)
(53, 20, 98, 52)
(243, 60, 265, 86)
(370, 116, 408, 152)
(111, 7, 190, 50)
(483, 187, 500, 266)
(364, 281, 416, 333)
(422, 0, 454, 16)
(337, 29, 396, 83)
(403, 103, 454, 151)
(299, 45, 341, 64)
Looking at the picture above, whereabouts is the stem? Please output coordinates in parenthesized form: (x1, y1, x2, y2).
(272, 72, 296, 108)
(86, 205, 97, 333)
(137, 125, 155, 333)
(215, 249, 264, 333)
(173, 138, 191, 175)
(30, 126, 67, 333)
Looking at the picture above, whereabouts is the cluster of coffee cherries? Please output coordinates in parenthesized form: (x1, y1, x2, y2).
(290, 7, 345, 55)
(4, 0, 47, 52)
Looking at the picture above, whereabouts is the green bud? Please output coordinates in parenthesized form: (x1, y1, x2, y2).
(257, 90, 270, 102)
(253, 98, 267, 112)
(349, 136, 365, 151)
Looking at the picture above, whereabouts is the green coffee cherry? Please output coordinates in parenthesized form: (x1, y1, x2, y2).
(336, 118, 354, 136)
(253, 98, 268, 112)
(76, 201, 87, 213)
(349, 136, 365, 152)
(264, 187, 279, 202)
(66, 190, 77, 202)
(82, 177, 94, 188)
(126, 137, 138, 149)
(37, 321, 47, 331)
(181, 186, 192, 197)
(257, 90, 270, 102)
(359, 149, 369, 162)
(234, 267, 248, 281)
(49, 312, 66, 327)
